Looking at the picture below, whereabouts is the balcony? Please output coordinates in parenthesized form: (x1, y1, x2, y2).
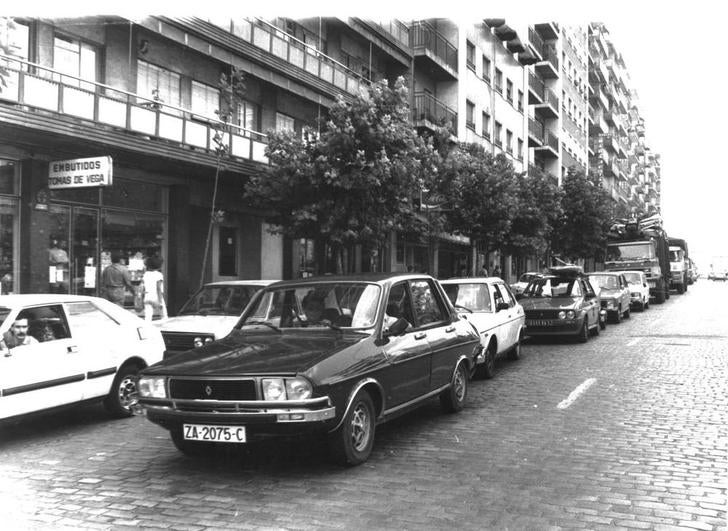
(527, 27, 544, 60)
(411, 21, 458, 81)
(162, 18, 368, 103)
(348, 18, 411, 54)
(494, 23, 517, 41)
(528, 72, 544, 104)
(0, 54, 269, 171)
(412, 92, 458, 133)
(528, 117, 544, 147)
(533, 87, 559, 119)
(535, 22, 559, 40)
(535, 44, 559, 79)
(602, 134, 619, 154)
(533, 130, 559, 158)
(588, 105, 609, 135)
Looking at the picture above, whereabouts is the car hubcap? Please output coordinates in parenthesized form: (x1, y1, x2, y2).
(350, 403, 370, 452)
(453, 367, 466, 401)
(117, 376, 137, 410)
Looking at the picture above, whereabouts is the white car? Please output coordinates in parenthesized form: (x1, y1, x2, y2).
(0, 294, 165, 422)
(510, 272, 543, 296)
(613, 270, 650, 311)
(156, 280, 278, 357)
(440, 277, 525, 379)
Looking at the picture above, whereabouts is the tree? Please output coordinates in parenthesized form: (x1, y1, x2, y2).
(551, 169, 613, 263)
(199, 67, 246, 288)
(436, 144, 519, 271)
(244, 77, 439, 274)
(0, 18, 17, 91)
(504, 168, 564, 261)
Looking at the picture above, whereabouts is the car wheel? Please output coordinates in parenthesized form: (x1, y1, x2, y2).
(104, 363, 141, 418)
(170, 429, 216, 457)
(578, 319, 589, 343)
(508, 332, 522, 361)
(590, 319, 600, 336)
(624, 306, 631, 319)
(475, 341, 496, 379)
(328, 390, 375, 466)
(440, 362, 468, 413)
(599, 317, 606, 330)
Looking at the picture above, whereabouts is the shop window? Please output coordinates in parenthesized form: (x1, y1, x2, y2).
(0, 196, 18, 295)
(53, 34, 98, 90)
(102, 179, 163, 212)
(137, 60, 181, 108)
(49, 186, 100, 205)
(218, 226, 237, 277)
(0, 159, 18, 195)
(191, 80, 220, 119)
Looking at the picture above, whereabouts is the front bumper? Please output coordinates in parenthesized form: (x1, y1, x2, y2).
(139, 396, 337, 438)
(524, 316, 584, 336)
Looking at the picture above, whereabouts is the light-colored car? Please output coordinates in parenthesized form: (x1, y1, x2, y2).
(157, 280, 278, 357)
(440, 277, 525, 379)
(613, 270, 650, 311)
(588, 272, 632, 323)
(510, 272, 543, 296)
(0, 294, 165, 422)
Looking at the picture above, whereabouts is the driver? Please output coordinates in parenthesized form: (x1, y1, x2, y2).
(0, 317, 39, 352)
(301, 291, 329, 325)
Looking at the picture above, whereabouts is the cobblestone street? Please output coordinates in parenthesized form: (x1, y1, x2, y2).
(1, 281, 726, 530)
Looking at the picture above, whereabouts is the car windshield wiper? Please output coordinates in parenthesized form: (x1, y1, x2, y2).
(243, 320, 281, 333)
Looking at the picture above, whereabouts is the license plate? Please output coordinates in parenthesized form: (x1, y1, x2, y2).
(183, 424, 246, 443)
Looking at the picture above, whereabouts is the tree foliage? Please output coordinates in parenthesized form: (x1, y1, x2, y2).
(244, 77, 439, 268)
(551, 169, 613, 261)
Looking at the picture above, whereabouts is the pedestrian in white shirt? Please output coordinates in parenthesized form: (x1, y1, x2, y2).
(142, 256, 167, 321)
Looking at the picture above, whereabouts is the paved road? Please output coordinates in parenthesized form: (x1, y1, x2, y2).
(1, 281, 726, 530)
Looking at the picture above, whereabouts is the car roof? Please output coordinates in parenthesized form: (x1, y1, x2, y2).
(265, 272, 435, 288)
(204, 279, 279, 287)
(440, 276, 504, 284)
(0, 294, 108, 307)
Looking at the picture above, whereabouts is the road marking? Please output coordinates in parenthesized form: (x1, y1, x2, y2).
(627, 338, 641, 347)
(557, 378, 597, 409)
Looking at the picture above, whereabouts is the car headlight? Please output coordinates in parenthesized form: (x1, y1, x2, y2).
(138, 376, 167, 398)
(262, 377, 313, 401)
(566, 310, 575, 319)
(606, 300, 616, 309)
(558, 311, 566, 319)
(193, 335, 214, 348)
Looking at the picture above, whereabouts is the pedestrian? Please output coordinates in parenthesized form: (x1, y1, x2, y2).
(142, 256, 167, 321)
(0, 317, 39, 352)
(478, 264, 488, 277)
(493, 265, 501, 278)
(101, 251, 135, 307)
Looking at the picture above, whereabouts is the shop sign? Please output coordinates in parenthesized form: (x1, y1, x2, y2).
(48, 156, 113, 189)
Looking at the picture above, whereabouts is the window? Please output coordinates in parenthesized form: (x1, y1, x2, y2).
(482, 56, 491, 83)
(494, 68, 502, 94)
(191, 80, 220, 118)
(408, 279, 445, 326)
(385, 282, 415, 328)
(506, 130, 513, 154)
(466, 40, 475, 71)
(466, 100, 475, 130)
(481, 112, 490, 139)
(276, 112, 295, 132)
(18, 305, 70, 343)
(137, 60, 181, 108)
(4, 20, 30, 61)
(494, 121, 502, 147)
(237, 99, 260, 133)
(53, 34, 97, 90)
(517, 138, 524, 160)
(517, 90, 524, 112)
(506, 79, 513, 103)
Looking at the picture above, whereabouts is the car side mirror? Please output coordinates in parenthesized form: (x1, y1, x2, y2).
(643, 283, 648, 288)
(496, 302, 510, 312)
(384, 317, 409, 337)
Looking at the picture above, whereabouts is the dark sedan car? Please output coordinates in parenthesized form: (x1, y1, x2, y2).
(520, 266, 604, 342)
(137, 273, 481, 466)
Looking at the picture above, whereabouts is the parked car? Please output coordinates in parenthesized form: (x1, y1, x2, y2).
(137, 273, 481, 466)
(156, 280, 278, 357)
(440, 277, 525, 379)
(0, 294, 165, 422)
(520, 266, 603, 342)
(588, 272, 632, 323)
(509, 272, 543, 297)
(712, 271, 728, 281)
(613, 270, 650, 311)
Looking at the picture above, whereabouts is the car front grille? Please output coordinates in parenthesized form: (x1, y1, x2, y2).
(162, 332, 200, 351)
(525, 310, 558, 319)
(169, 378, 258, 400)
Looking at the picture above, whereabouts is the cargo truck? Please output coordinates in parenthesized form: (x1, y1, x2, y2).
(667, 237, 689, 294)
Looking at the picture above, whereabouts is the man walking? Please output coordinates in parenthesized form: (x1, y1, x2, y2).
(101, 252, 135, 307)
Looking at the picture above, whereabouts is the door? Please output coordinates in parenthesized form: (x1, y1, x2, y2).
(71, 208, 99, 296)
(0, 304, 83, 419)
(496, 281, 522, 350)
(581, 279, 600, 327)
(381, 281, 431, 406)
(490, 282, 513, 353)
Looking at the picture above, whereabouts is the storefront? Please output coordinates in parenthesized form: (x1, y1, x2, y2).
(0, 158, 20, 294)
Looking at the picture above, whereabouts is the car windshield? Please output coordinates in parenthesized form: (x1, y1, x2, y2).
(621, 272, 642, 284)
(524, 277, 582, 298)
(443, 283, 492, 312)
(589, 275, 618, 289)
(606, 243, 654, 261)
(0, 307, 10, 328)
(519, 273, 537, 283)
(178, 285, 261, 316)
(669, 249, 684, 262)
(240, 282, 381, 329)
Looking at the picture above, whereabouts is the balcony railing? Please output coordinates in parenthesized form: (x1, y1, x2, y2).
(411, 21, 458, 72)
(412, 92, 458, 131)
(528, 72, 544, 100)
(528, 27, 544, 58)
(370, 19, 411, 48)
(0, 54, 269, 164)
(542, 44, 559, 71)
(529, 117, 544, 141)
(246, 18, 368, 96)
(544, 130, 559, 152)
(544, 87, 559, 110)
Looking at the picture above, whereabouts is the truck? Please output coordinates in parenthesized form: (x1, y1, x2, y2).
(667, 237, 689, 294)
(604, 214, 671, 304)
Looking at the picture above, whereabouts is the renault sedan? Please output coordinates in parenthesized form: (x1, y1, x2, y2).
(137, 273, 481, 466)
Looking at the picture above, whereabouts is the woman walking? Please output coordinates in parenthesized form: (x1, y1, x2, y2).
(142, 256, 167, 321)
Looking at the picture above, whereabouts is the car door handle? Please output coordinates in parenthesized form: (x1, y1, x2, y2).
(67, 345, 79, 353)
(414, 332, 427, 340)
(445, 326, 455, 333)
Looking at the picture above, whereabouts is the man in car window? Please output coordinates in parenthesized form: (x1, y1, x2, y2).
(0, 318, 39, 351)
